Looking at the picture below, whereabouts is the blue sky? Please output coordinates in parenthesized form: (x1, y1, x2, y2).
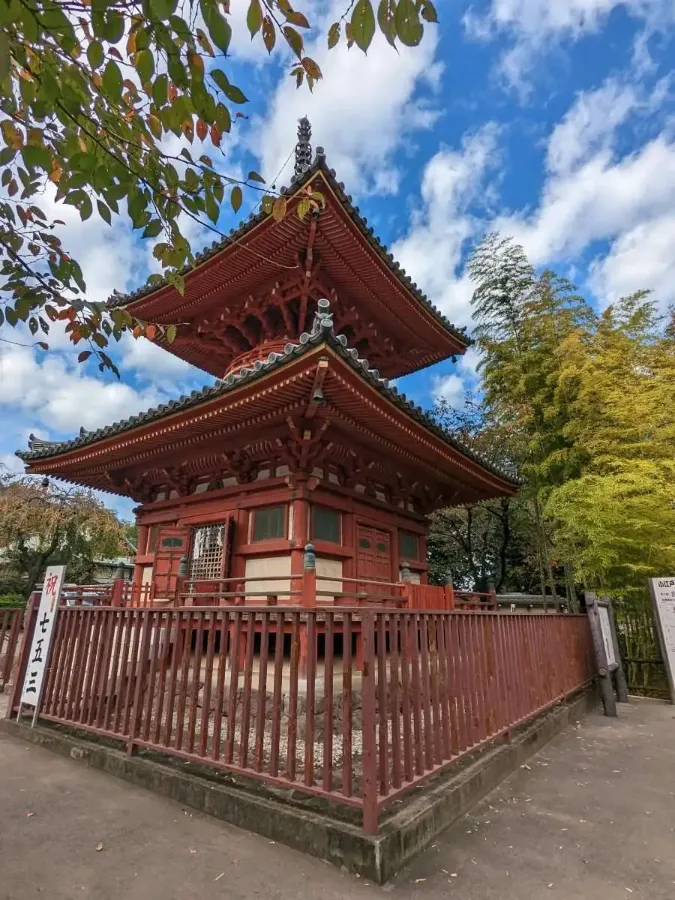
(2, 0, 675, 521)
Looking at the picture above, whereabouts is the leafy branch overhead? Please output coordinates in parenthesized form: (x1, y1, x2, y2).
(0, 0, 437, 374)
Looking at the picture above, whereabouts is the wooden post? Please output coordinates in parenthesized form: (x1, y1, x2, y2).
(110, 577, 124, 608)
(585, 592, 617, 717)
(7, 598, 38, 719)
(488, 579, 497, 610)
(299, 544, 316, 678)
(361, 610, 379, 834)
(607, 600, 629, 703)
(444, 574, 455, 611)
(131, 524, 148, 597)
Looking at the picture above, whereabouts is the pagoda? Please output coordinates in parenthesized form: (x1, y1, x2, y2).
(17, 119, 519, 605)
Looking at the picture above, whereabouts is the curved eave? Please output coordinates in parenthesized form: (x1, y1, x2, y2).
(17, 325, 520, 498)
(107, 156, 470, 358)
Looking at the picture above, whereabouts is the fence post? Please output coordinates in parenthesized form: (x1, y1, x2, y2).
(444, 574, 455, 610)
(488, 579, 497, 610)
(585, 592, 617, 717)
(607, 601, 629, 703)
(110, 577, 124, 607)
(361, 610, 379, 834)
(7, 596, 39, 718)
(127, 610, 153, 755)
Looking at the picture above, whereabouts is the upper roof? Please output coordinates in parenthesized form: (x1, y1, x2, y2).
(105, 120, 470, 380)
(18, 300, 520, 500)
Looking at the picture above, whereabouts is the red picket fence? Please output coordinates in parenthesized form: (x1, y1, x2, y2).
(1, 608, 24, 692)
(11, 606, 594, 832)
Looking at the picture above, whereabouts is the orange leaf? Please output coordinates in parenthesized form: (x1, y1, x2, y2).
(196, 119, 208, 142)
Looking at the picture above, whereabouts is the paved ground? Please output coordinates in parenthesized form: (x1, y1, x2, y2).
(0, 698, 674, 899)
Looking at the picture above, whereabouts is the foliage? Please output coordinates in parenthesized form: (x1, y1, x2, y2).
(0, 0, 436, 374)
(0, 592, 26, 607)
(546, 294, 675, 600)
(467, 233, 595, 602)
(428, 393, 543, 593)
(0, 467, 127, 595)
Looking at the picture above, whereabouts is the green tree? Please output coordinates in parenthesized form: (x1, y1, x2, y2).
(467, 233, 594, 605)
(428, 393, 541, 592)
(0, 0, 437, 373)
(0, 467, 127, 596)
(546, 293, 675, 601)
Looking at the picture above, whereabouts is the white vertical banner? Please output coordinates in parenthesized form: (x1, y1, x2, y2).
(20, 565, 66, 723)
(649, 578, 675, 703)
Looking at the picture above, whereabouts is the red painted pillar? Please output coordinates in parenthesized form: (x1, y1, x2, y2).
(299, 543, 316, 678)
(290, 483, 309, 586)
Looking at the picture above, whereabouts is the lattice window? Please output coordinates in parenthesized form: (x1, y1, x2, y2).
(399, 530, 419, 560)
(189, 523, 227, 580)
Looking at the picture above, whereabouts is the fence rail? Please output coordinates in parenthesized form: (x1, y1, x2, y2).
(12, 604, 594, 831)
(1, 608, 24, 693)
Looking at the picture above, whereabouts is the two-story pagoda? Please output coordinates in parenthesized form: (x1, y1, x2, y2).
(17, 120, 519, 605)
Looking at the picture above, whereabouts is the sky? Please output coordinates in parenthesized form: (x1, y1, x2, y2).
(1, 0, 675, 521)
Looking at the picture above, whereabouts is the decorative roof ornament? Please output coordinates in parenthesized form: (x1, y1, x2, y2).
(311, 297, 333, 334)
(294, 116, 312, 178)
(27, 434, 60, 451)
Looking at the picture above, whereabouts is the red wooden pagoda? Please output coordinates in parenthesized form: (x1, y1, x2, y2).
(17, 119, 519, 610)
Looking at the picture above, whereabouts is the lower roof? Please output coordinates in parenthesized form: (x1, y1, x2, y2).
(18, 302, 520, 502)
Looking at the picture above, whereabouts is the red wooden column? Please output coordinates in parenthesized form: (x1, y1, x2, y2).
(291, 479, 312, 677)
(290, 477, 310, 581)
(131, 524, 149, 598)
(299, 543, 316, 678)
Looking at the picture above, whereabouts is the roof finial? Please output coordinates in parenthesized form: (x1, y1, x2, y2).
(294, 116, 312, 177)
(311, 297, 333, 334)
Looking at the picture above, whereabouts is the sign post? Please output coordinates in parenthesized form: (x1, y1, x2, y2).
(585, 592, 617, 717)
(18, 565, 65, 727)
(648, 578, 675, 704)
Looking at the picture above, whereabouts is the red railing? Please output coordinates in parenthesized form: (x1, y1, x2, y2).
(54, 575, 506, 613)
(1, 608, 25, 692)
(11, 605, 594, 832)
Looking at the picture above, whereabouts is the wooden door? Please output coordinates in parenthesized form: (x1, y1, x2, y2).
(356, 525, 392, 594)
(153, 525, 191, 600)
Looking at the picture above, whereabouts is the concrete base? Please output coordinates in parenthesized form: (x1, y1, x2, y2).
(0, 686, 597, 883)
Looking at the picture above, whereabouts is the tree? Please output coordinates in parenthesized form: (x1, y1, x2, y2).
(546, 293, 675, 601)
(0, 467, 127, 595)
(467, 233, 594, 604)
(428, 393, 540, 593)
(0, 0, 437, 374)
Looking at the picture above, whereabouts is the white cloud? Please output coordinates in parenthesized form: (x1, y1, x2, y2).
(465, 0, 675, 91)
(119, 333, 202, 381)
(391, 125, 501, 327)
(588, 212, 675, 307)
(430, 347, 483, 407)
(547, 76, 671, 174)
(432, 372, 466, 405)
(546, 80, 639, 174)
(488, 76, 675, 309)
(499, 133, 675, 278)
(0, 453, 25, 476)
(251, 9, 442, 194)
(0, 343, 160, 435)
